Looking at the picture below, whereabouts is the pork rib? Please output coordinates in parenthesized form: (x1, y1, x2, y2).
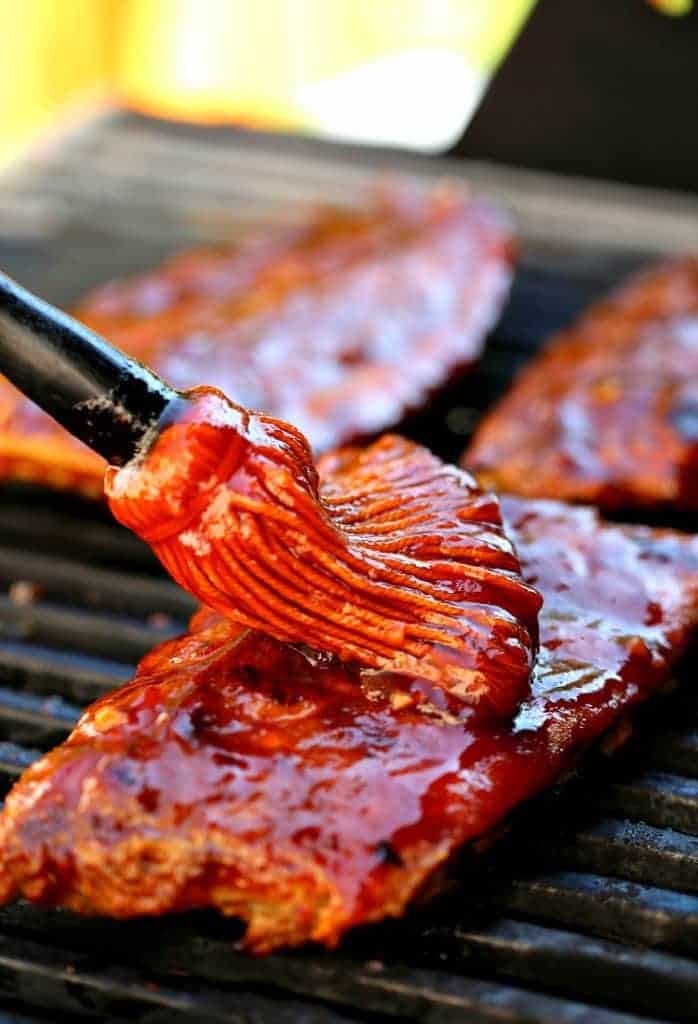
(2, 439, 697, 951)
(0, 185, 513, 497)
(465, 259, 698, 513)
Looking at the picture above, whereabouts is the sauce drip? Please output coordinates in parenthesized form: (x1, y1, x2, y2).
(106, 389, 541, 717)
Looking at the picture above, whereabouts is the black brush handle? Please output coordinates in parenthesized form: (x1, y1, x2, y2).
(0, 271, 182, 465)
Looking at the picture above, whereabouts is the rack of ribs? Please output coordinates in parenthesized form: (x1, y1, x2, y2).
(465, 259, 698, 514)
(0, 184, 513, 498)
(2, 432, 697, 952)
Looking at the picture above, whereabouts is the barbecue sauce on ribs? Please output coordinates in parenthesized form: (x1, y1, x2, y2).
(465, 259, 698, 513)
(2, 449, 698, 951)
(105, 388, 541, 718)
(0, 186, 513, 497)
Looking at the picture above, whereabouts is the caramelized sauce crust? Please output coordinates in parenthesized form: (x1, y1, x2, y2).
(0, 186, 513, 497)
(106, 395, 541, 716)
(2, 441, 698, 952)
(465, 259, 698, 512)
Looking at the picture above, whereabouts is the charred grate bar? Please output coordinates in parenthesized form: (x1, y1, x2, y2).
(1, 110, 698, 1022)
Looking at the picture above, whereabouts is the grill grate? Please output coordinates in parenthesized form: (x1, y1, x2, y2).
(1, 111, 698, 1023)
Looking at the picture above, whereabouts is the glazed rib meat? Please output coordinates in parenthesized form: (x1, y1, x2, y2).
(464, 259, 698, 513)
(2, 437, 698, 952)
(0, 184, 513, 497)
(105, 387, 541, 717)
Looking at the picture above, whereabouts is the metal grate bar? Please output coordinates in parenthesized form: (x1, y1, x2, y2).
(598, 774, 698, 835)
(0, 900, 685, 1023)
(0, 687, 80, 729)
(0, 598, 179, 664)
(0, 934, 370, 1024)
(0, 686, 79, 751)
(0, 643, 130, 703)
(7, 109, 698, 255)
(0, 501, 154, 570)
(494, 871, 698, 954)
(0, 907, 683, 1024)
(131, 933, 665, 1024)
(0, 546, 194, 620)
(524, 818, 698, 895)
(450, 918, 698, 1022)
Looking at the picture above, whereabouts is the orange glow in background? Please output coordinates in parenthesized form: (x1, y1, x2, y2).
(0, 0, 690, 168)
(0, 0, 114, 165)
(116, 0, 536, 148)
(0, 0, 538, 165)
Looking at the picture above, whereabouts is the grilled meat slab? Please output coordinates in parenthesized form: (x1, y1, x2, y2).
(106, 393, 541, 716)
(0, 185, 513, 497)
(465, 259, 698, 513)
(2, 439, 698, 952)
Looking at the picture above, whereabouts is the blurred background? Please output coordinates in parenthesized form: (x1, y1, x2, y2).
(0, 0, 536, 165)
(1, 0, 696, 188)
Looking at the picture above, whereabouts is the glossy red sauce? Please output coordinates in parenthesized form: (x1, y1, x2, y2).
(105, 390, 540, 716)
(0, 185, 513, 497)
(2, 445, 698, 952)
(465, 259, 698, 512)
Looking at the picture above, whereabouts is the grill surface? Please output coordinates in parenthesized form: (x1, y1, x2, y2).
(1, 110, 698, 1023)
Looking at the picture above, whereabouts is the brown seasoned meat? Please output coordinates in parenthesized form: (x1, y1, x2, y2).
(105, 389, 541, 717)
(464, 259, 698, 513)
(0, 184, 513, 497)
(2, 438, 698, 953)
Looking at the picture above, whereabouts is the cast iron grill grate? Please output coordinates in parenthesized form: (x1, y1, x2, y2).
(0, 112, 698, 1023)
